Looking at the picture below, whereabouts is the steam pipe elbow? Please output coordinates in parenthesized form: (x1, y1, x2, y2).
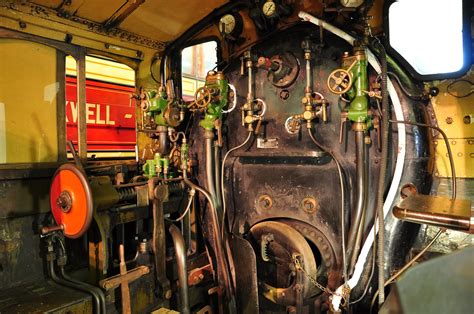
(169, 224, 190, 314)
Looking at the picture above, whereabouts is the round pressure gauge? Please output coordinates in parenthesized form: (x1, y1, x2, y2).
(262, 0, 277, 17)
(218, 13, 243, 38)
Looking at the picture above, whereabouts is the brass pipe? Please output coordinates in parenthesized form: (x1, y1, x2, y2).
(169, 224, 190, 314)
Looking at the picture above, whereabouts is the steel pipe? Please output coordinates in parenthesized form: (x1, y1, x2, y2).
(347, 131, 368, 272)
(169, 224, 190, 314)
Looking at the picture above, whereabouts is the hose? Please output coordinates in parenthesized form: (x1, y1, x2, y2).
(220, 131, 253, 237)
(165, 189, 195, 222)
(389, 120, 456, 200)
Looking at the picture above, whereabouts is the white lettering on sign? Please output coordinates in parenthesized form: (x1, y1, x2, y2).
(86, 103, 94, 124)
(66, 101, 116, 125)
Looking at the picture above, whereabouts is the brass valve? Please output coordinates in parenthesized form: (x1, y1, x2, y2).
(188, 86, 211, 111)
(327, 59, 357, 95)
(241, 98, 266, 134)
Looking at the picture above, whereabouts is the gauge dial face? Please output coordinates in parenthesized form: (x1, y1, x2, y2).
(219, 14, 236, 35)
(262, 0, 277, 17)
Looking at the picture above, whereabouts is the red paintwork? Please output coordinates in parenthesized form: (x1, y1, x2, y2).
(66, 77, 136, 151)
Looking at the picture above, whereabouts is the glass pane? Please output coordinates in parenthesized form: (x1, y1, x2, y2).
(181, 45, 195, 76)
(0, 39, 58, 163)
(389, 0, 464, 75)
(181, 41, 218, 100)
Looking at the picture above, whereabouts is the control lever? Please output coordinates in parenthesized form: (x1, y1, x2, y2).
(214, 119, 223, 147)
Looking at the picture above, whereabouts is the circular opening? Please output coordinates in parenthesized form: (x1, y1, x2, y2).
(400, 183, 418, 199)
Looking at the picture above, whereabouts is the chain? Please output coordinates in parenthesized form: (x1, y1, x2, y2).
(293, 256, 350, 307)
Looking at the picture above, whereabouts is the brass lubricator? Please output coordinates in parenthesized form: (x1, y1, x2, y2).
(241, 50, 266, 134)
(286, 40, 328, 134)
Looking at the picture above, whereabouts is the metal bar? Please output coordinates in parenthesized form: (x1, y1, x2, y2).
(76, 49, 87, 160)
(119, 245, 132, 314)
(56, 51, 67, 162)
(104, 0, 146, 29)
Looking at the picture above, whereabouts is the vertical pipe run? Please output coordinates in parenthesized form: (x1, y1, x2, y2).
(169, 224, 190, 314)
(76, 49, 87, 160)
(347, 131, 368, 271)
(205, 133, 219, 214)
(305, 53, 312, 94)
(214, 144, 223, 212)
(182, 171, 235, 310)
(247, 59, 253, 102)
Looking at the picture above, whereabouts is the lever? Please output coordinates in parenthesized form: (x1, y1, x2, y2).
(214, 119, 223, 147)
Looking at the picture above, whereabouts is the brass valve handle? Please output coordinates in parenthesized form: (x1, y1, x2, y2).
(192, 87, 212, 110)
(327, 68, 352, 95)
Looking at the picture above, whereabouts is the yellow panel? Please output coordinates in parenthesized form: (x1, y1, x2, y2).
(120, 0, 227, 41)
(66, 55, 135, 86)
(0, 39, 58, 163)
(431, 71, 474, 139)
(432, 68, 474, 178)
(435, 139, 474, 178)
(75, 0, 125, 23)
(182, 77, 196, 97)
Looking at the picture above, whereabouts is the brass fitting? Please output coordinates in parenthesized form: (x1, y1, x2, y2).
(352, 122, 368, 132)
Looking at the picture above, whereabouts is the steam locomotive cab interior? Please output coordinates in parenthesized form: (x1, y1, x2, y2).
(0, 0, 473, 313)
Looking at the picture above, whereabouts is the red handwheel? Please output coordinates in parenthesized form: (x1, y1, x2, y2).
(49, 163, 93, 238)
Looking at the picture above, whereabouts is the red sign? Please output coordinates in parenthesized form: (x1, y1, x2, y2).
(66, 77, 136, 151)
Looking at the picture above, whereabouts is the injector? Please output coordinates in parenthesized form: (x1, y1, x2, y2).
(241, 50, 266, 134)
(286, 40, 328, 134)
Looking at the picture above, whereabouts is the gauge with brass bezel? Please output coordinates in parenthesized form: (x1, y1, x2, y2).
(262, 0, 277, 17)
(218, 12, 243, 39)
